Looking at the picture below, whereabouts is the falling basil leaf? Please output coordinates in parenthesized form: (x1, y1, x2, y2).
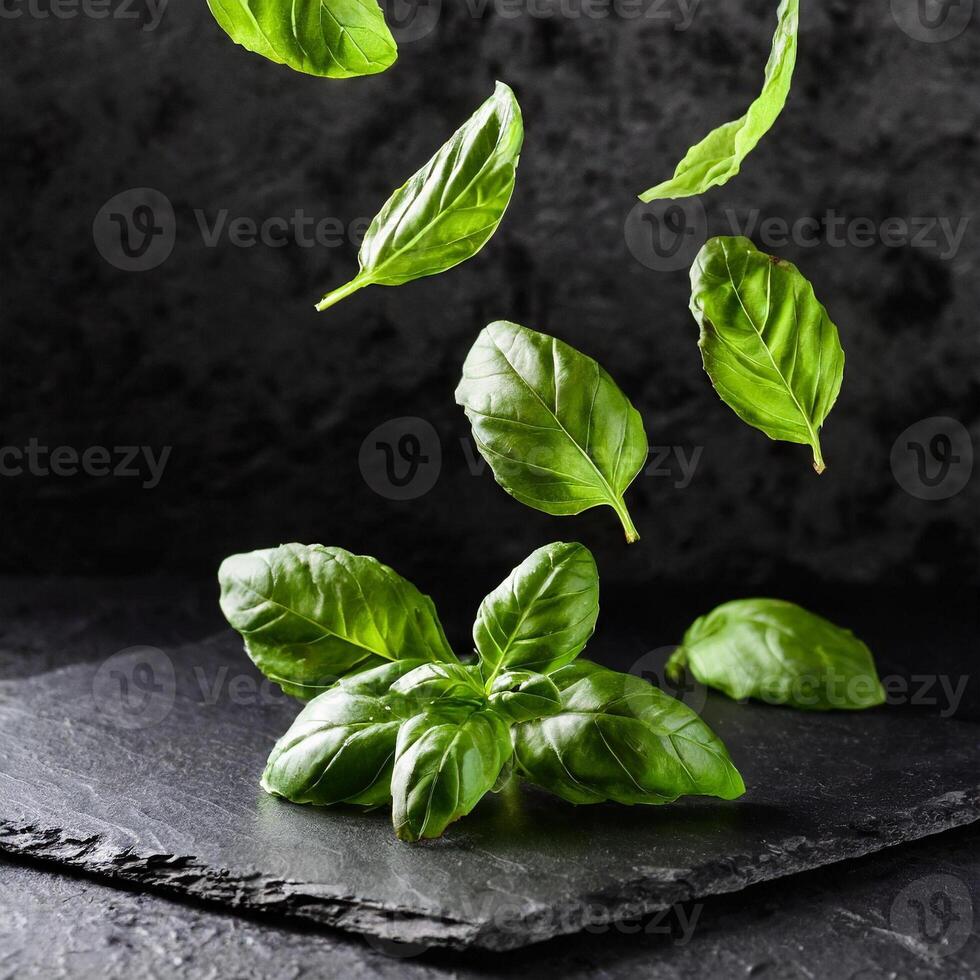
(218, 543, 458, 699)
(639, 0, 798, 202)
(261, 661, 425, 807)
(206, 0, 398, 80)
(316, 81, 524, 311)
(473, 542, 599, 684)
(391, 707, 513, 841)
(690, 236, 844, 473)
(514, 661, 745, 805)
(667, 599, 886, 711)
(455, 321, 648, 542)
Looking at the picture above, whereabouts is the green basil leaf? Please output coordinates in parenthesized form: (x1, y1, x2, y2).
(391, 662, 486, 709)
(261, 660, 425, 808)
(639, 0, 798, 202)
(391, 707, 513, 841)
(206, 0, 397, 80)
(667, 599, 886, 711)
(514, 661, 745, 805)
(316, 81, 524, 311)
(690, 236, 844, 473)
(218, 543, 457, 700)
(488, 670, 562, 724)
(455, 321, 648, 542)
(473, 542, 599, 683)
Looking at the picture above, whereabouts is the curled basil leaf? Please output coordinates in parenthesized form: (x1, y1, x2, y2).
(218, 543, 458, 699)
(316, 82, 524, 311)
(206, 0, 398, 80)
(667, 599, 886, 711)
(515, 661, 745, 806)
(690, 236, 844, 473)
(488, 671, 562, 724)
(474, 542, 599, 683)
(455, 321, 648, 542)
(639, 0, 798, 202)
(391, 708, 513, 842)
(261, 661, 425, 808)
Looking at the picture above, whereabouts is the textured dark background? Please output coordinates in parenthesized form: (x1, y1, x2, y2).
(1, 0, 977, 618)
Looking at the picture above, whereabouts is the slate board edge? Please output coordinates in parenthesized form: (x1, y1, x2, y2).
(2, 787, 979, 952)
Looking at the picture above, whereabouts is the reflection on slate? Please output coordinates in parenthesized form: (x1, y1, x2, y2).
(0, 635, 978, 951)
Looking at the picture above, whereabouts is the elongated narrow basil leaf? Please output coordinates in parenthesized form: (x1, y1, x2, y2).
(473, 542, 599, 683)
(639, 0, 798, 201)
(392, 708, 513, 841)
(488, 671, 562, 724)
(455, 322, 648, 542)
(218, 543, 457, 700)
(206, 0, 397, 80)
(690, 236, 844, 473)
(316, 82, 523, 311)
(262, 661, 425, 807)
(515, 661, 745, 805)
(667, 599, 886, 711)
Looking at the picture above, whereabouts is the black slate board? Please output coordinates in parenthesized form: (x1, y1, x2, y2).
(4, 821, 978, 978)
(1, 635, 978, 951)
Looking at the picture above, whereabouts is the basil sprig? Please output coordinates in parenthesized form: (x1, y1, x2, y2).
(316, 82, 524, 312)
(222, 542, 744, 841)
(456, 321, 648, 542)
(667, 599, 886, 711)
(690, 236, 845, 473)
(206, 0, 398, 80)
(639, 0, 799, 202)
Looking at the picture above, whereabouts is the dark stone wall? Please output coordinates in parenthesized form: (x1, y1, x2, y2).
(1, 0, 977, 598)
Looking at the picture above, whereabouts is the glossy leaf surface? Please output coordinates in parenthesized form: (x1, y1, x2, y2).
(515, 661, 745, 805)
(391, 708, 513, 841)
(639, 0, 798, 201)
(218, 543, 457, 700)
(473, 542, 599, 682)
(261, 661, 425, 807)
(455, 321, 648, 542)
(317, 82, 523, 310)
(667, 599, 886, 711)
(690, 236, 844, 473)
(206, 0, 397, 79)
